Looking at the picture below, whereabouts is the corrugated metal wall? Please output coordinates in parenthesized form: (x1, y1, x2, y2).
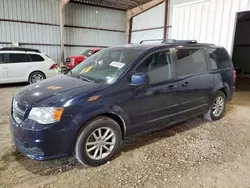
(167, 0, 197, 38)
(169, 0, 250, 55)
(0, 0, 126, 61)
(131, 2, 166, 43)
(0, 0, 61, 61)
(64, 2, 126, 57)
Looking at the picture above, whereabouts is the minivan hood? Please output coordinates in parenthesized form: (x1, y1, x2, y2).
(15, 75, 102, 106)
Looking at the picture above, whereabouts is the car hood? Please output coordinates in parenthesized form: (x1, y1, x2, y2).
(67, 55, 86, 59)
(15, 75, 103, 107)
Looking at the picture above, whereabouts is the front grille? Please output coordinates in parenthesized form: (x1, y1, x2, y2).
(66, 58, 72, 63)
(12, 99, 27, 124)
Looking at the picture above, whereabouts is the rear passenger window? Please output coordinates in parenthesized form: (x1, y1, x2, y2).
(28, 54, 44, 62)
(208, 48, 232, 70)
(175, 48, 207, 76)
(8, 54, 27, 63)
(136, 50, 173, 84)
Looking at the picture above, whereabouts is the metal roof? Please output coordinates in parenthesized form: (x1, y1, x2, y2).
(70, 0, 153, 10)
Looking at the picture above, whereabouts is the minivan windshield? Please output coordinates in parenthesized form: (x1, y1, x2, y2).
(70, 47, 144, 84)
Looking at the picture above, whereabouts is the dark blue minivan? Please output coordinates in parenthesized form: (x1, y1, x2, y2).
(10, 41, 235, 166)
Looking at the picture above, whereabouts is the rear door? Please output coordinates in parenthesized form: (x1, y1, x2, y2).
(173, 47, 213, 119)
(6, 53, 31, 82)
(0, 53, 8, 83)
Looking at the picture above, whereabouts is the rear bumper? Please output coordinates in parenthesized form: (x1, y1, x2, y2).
(45, 69, 60, 78)
(228, 86, 235, 101)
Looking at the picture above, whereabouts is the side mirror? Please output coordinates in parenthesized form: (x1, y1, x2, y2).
(129, 73, 149, 87)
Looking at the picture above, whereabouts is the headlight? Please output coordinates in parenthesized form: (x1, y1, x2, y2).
(28, 107, 64, 124)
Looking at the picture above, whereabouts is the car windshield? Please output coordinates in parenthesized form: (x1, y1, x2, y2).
(81, 49, 93, 57)
(70, 47, 144, 84)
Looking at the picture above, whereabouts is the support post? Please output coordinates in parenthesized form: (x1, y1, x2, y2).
(163, 0, 168, 39)
(59, 0, 69, 62)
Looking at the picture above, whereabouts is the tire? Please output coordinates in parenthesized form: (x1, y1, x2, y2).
(203, 91, 226, 121)
(29, 71, 45, 84)
(75, 116, 122, 167)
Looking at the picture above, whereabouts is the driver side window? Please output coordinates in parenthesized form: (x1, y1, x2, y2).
(136, 50, 173, 84)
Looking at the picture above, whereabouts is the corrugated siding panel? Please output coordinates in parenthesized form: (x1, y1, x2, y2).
(21, 45, 61, 62)
(65, 3, 125, 31)
(132, 2, 165, 30)
(0, 0, 59, 24)
(0, 22, 60, 44)
(167, 0, 201, 38)
(65, 27, 125, 46)
(169, 0, 250, 55)
(131, 29, 164, 43)
(0, 44, 12, 48)
(64, 2, 126, 57)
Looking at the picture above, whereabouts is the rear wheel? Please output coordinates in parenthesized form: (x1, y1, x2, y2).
(29, 72, 45, 84)
(75, 116, 122, 167)
(203, 91, 226, 121)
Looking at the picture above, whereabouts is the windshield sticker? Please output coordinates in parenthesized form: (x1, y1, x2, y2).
(110, 61, 125, 69)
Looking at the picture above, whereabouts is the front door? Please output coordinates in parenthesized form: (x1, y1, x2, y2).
(174, 48, 213, 119)
(0, 53, 8, 83)
(129, 49, 178, 135)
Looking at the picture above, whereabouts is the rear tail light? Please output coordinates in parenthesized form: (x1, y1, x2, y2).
(49, 64, 58, 70)
(233, 69, 236, 82)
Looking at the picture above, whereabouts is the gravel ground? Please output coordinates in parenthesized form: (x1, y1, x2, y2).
(0, 80, 250, 188)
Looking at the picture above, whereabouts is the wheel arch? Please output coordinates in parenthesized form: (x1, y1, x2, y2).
(75, 112, 127, 141)
(213, 82, 229, 100)
(28, 70, 46, 81)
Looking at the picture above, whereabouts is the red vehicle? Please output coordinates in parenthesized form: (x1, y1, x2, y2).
(65, 48, 102, 69)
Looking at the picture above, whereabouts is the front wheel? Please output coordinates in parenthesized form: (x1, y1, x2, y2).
(203, 91, 226, 121)
(75, 116, 122, 167)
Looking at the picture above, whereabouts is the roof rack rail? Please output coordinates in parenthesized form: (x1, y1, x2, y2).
(0, 47, 41, 53)
(174, 40, 197, 44)
(139, 39, 198, 44)
(140, 39, 167, 44)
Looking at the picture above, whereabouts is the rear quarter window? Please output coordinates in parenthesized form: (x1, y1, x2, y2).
(28, 54, 44, 62)
(208, 48, 232, 70)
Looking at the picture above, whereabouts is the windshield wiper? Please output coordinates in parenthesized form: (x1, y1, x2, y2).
(68, 71, 95, 82)
(79, 75, 95, 82)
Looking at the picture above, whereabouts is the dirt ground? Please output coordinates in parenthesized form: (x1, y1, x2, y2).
(0, 79, 250, 188)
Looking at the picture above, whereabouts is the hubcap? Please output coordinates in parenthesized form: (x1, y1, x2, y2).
(31, 74, 44, 83)
(85, 127, 116, 160)
(212, 96, 224, 117)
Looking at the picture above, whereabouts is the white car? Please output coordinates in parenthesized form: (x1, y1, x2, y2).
(0, 47, 59, 84)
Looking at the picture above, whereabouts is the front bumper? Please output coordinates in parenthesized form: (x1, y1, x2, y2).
(10, 115, 76, 161)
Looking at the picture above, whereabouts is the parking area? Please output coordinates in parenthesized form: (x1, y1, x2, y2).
(0, 79, 250, 188)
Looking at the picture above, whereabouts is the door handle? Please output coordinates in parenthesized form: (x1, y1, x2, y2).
(181, 82, 189, 87)
(167, 85, 177, 90)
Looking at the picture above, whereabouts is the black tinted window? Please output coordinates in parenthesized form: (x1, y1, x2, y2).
(136, 50, 173, 84)
(28, 54, 44, 62)
(176, 48, 207, 76)
(208, 48, 232, 70)
(0, 54, 6, 64)
(8, 54, 27, 63)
